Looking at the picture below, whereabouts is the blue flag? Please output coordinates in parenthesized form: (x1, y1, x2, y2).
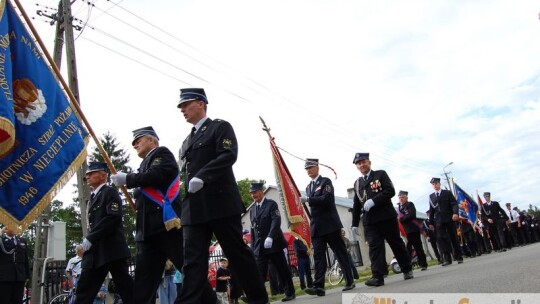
(454, 182, 479, 224)
(0, 1, 88, 232)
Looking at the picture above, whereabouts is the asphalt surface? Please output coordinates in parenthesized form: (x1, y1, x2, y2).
(271, 242, 540, 304)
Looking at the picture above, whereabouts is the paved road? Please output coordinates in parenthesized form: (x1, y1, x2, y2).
(272, 242, 540, 304)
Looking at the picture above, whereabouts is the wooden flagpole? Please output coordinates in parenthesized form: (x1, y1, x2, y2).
(11, 0, 135, 211)
(259, 116, 311, 219)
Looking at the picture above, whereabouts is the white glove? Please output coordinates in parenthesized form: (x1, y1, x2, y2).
(264, 237, 273, 249)
(111, 172, 127, 187)
(300, 196, 309, 203)
(82, 238, 92, 251)
(363, 199, 375, 212)
(188, 177, 204, 193)
(351, 226, 359, 235)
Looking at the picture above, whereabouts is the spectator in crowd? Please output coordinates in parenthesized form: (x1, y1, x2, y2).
(293, 238, 313, 290)
(215, 258, 232, 304)
(93, 282, 108, 304)
(208, 263, 217, 290)
(158, 260, 177, 304)
(66, 244, 84, 288)
(340, 229, 360, 279)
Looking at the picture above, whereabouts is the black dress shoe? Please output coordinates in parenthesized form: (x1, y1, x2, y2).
(442, 260, 451, 266)
(342, 283, 356, 291)
(403, 271, 414, 280)
(365, 277, 384, 286)
(420, 266, 427, 271)
(281, 294, 296, 302)
(304, 287, 325, 296)
(457, 259, 463, 264)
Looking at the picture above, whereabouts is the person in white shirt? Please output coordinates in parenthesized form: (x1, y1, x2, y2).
(65, 245, 84, 288)
(505, 203, 523, 247)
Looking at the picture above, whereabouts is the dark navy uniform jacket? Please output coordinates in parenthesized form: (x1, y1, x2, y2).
(0, 235, 29, 282)
(428, 189, 458, 225)
(481, 201, 509, 223)
(398, 201, 422, 234)
(249, 198, 288, 257)
(306, 176, 343, 237)
(352, 170, 396, 227)
(179, 118, 245, 225)
(83, 184, 131, 269)
(127, 146, 182, 241)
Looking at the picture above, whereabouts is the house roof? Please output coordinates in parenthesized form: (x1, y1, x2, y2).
(246, 185, 427, 219)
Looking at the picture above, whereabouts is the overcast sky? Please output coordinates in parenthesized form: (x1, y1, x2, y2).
(24, 0, 540, 214)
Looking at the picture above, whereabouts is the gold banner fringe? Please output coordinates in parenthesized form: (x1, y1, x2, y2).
(274, 161, 313, 256)
(0, 117, 15, 156)
(289, 229, 312, 256)
(0, 136, 88, 234)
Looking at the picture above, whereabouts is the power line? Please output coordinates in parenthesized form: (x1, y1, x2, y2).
(38, 0, 441, 175)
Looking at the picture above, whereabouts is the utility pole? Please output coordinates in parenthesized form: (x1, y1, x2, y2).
(30, 1, 89, 302)
(62, 0, 91, 238)
(442, 162, 454, 194)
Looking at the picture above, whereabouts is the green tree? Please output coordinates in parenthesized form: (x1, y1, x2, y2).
(237, 178, 266, 208)
(527, 204, 540, 217)
(89, 131, 137, 255)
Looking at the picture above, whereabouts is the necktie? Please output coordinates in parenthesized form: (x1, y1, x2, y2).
(510, 211, 514, 221)
(256, 204, 260, 216)
(364, 175, 368, 182)
(436, 192, 440, 198)
(90, 193, 95, 201)
(310, 181, 315, 193)
(189, 127, 196, 142)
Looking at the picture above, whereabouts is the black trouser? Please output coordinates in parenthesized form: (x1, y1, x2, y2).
(312, 229, 354, 288)
(486, 220, 507, 250)
(256, 251, 294, 297)
(76, 258, 134, 304)
(406, 231, 427, 267)
(178, 215, 268, 304)
(0, 281, 25, 304)
(365, 218, 411, 280)
(347, 252, 359, 279)
(461, 229, 478, 256)
(134, 228, 184, 304)
(427, 234, 441, 261)
(296, 256, 313, 289)
(436, 221, 462, 261)
(508, 222, 521, 246)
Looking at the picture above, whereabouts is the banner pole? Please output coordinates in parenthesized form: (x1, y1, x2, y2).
(11, 0, 135, 211)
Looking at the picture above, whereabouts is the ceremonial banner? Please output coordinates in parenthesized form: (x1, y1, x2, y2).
(0, 0, 88, 231)
(477, 192, 484, 206)
(453, 182, 479, 224)
(263, 121, 311, 251)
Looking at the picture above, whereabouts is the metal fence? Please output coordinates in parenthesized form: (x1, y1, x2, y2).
(37, 241, 363, 303)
